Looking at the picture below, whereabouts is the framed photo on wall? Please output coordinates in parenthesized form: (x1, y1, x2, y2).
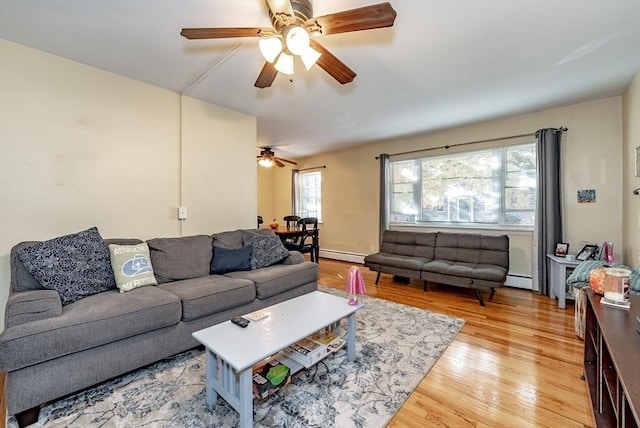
(555, 242, 569, 257)
(576, 244, 598, 261)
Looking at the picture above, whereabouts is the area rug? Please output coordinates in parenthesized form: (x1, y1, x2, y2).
(7, 286, 465, 428)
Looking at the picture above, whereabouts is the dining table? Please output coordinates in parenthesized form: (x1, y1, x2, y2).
(270, 226, 303, 242)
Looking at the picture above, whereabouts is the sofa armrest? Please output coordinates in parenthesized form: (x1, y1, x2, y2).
(282, 251, 305, 265)
(5, 290, 62, 328)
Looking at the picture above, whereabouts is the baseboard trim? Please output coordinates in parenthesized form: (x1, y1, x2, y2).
(505, 275, 532, 289)
(319, 249, 365, 264)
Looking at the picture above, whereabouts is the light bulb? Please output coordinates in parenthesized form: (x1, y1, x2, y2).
(300, 45, 321, 70)
(274, 53, 294, 75)
(258, 37, 282, 63)
(258, 158, 274, 168)
(285, 26, 310, 56)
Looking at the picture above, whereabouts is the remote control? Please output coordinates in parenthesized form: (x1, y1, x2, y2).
(231, 316, 250, 328)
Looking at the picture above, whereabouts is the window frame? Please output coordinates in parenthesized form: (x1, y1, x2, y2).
(388, 142, 536, 231)
(293, 169, 322, 222)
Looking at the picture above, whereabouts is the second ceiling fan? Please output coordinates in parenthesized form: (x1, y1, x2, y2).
(181, 0, 397, 88)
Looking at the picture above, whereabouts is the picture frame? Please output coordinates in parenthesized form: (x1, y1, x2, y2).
(555, 242, 569, 257)
(576, 244, 598, 261)
(636, 146, 640, 177)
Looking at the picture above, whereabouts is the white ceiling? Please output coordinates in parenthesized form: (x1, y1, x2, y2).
(1, 0, 639, 159)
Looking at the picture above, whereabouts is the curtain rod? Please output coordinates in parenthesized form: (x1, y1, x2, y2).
(375, 127, 567, 159)
(294, 165, 326, 172)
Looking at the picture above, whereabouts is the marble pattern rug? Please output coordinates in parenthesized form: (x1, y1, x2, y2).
(8, 287, 465, 428)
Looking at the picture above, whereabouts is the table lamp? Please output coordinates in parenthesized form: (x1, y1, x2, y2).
(345, 265, 366, 305)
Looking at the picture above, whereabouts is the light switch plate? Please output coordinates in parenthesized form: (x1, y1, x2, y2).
(178, 206, 188, 220)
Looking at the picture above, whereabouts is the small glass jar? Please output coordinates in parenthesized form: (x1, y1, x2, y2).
(603, 268, 630, 302)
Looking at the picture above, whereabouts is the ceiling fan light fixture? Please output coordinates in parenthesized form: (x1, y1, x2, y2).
(258, 158, 275, 168)
(258, 37, 283, 63)
(284, 25, 310, 56)
(300, 45, 321, 70)
(274, 52, 294, 75)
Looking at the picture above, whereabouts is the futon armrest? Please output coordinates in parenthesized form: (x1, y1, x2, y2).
(5, 290, 62, 328)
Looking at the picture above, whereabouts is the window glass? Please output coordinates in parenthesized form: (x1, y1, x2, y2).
(295, 170, 322, 221)
(389, 143, 536, 229)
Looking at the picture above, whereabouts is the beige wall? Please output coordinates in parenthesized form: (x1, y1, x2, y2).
(262, 96, 626, 283)
(622, 68, 640, 266)
(0, 40, 257, 330)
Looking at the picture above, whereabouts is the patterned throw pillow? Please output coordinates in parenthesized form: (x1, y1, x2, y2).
(17, 227, 116, 305)
(242, 235, 290, 270)
(109, 243, 158, 292)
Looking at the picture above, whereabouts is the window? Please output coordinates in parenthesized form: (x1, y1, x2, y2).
(389, 143, 536, 228)
(294, 170, 322, 221)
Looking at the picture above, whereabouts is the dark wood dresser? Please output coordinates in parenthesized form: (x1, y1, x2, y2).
(584, 290, 640, 427)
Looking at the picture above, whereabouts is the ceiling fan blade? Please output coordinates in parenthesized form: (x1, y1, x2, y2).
(180, 27, 270, 39)
(266, 0, 294, 18)
(309, 2, 397, 36)
(274, 158, 286, 168)
(276, 157, 298, 165)
(310, 40, 356, 84)
(255, 62, 278, 88)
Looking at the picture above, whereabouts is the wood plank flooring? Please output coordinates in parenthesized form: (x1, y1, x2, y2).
(319, 259, 592, 428)
(0, 258, 592, 428)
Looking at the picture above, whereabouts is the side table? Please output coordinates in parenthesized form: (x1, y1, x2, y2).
(546, 254, 581, 309)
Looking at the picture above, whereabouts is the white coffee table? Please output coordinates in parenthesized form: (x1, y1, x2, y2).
(191, 291, 363, 428)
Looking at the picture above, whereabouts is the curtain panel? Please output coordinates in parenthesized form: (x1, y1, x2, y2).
(378, 154, 390, 245)
(533, 128, 563, 296)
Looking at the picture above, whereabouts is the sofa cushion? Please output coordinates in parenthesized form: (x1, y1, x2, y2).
(364, 252, 429, 271)
(158, 275, 255, 321)
(379, 230, 437, 259)
(147, 235, 212, 283)
(109, 243, 158, 292)
(0, 286, 181, 372)
(212, 228, 275, 250)
(424, 260, 507, 282)
(243, 235, 290, 269)
(16, 227, 116, 305)
(225, 261, 318, 300)
(210, 245, 252, 274)
(434, 232, 509, 268)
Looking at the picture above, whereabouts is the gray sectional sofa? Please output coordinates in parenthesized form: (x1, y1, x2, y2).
(0, 227, 318, 426)
(364, 230, 509, 305)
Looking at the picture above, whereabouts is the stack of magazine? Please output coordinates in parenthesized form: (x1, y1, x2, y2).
(282, 329, 346, 368)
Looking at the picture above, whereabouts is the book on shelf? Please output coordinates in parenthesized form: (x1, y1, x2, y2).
(308, 330, 339, 346)
(252, 356, 291, 401)
(283, 331, 346, 367)
(326, 337, 346, 353)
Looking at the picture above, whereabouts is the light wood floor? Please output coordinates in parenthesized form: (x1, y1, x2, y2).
(320, 259, 593, 428)
(1, 258, 592, 428)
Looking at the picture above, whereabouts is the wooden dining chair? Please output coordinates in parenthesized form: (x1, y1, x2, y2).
(283, 215, 300, 228)
(281, 215, 302, 249)
(288, 217, 319, 263)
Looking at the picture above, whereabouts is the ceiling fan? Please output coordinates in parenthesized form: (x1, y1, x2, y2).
(257, 147, 298, 167)
(180, 0, 397, 88)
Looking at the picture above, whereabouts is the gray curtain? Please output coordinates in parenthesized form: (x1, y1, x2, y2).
(534, 128, 563, 296)
(378, 154, 390, 245)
